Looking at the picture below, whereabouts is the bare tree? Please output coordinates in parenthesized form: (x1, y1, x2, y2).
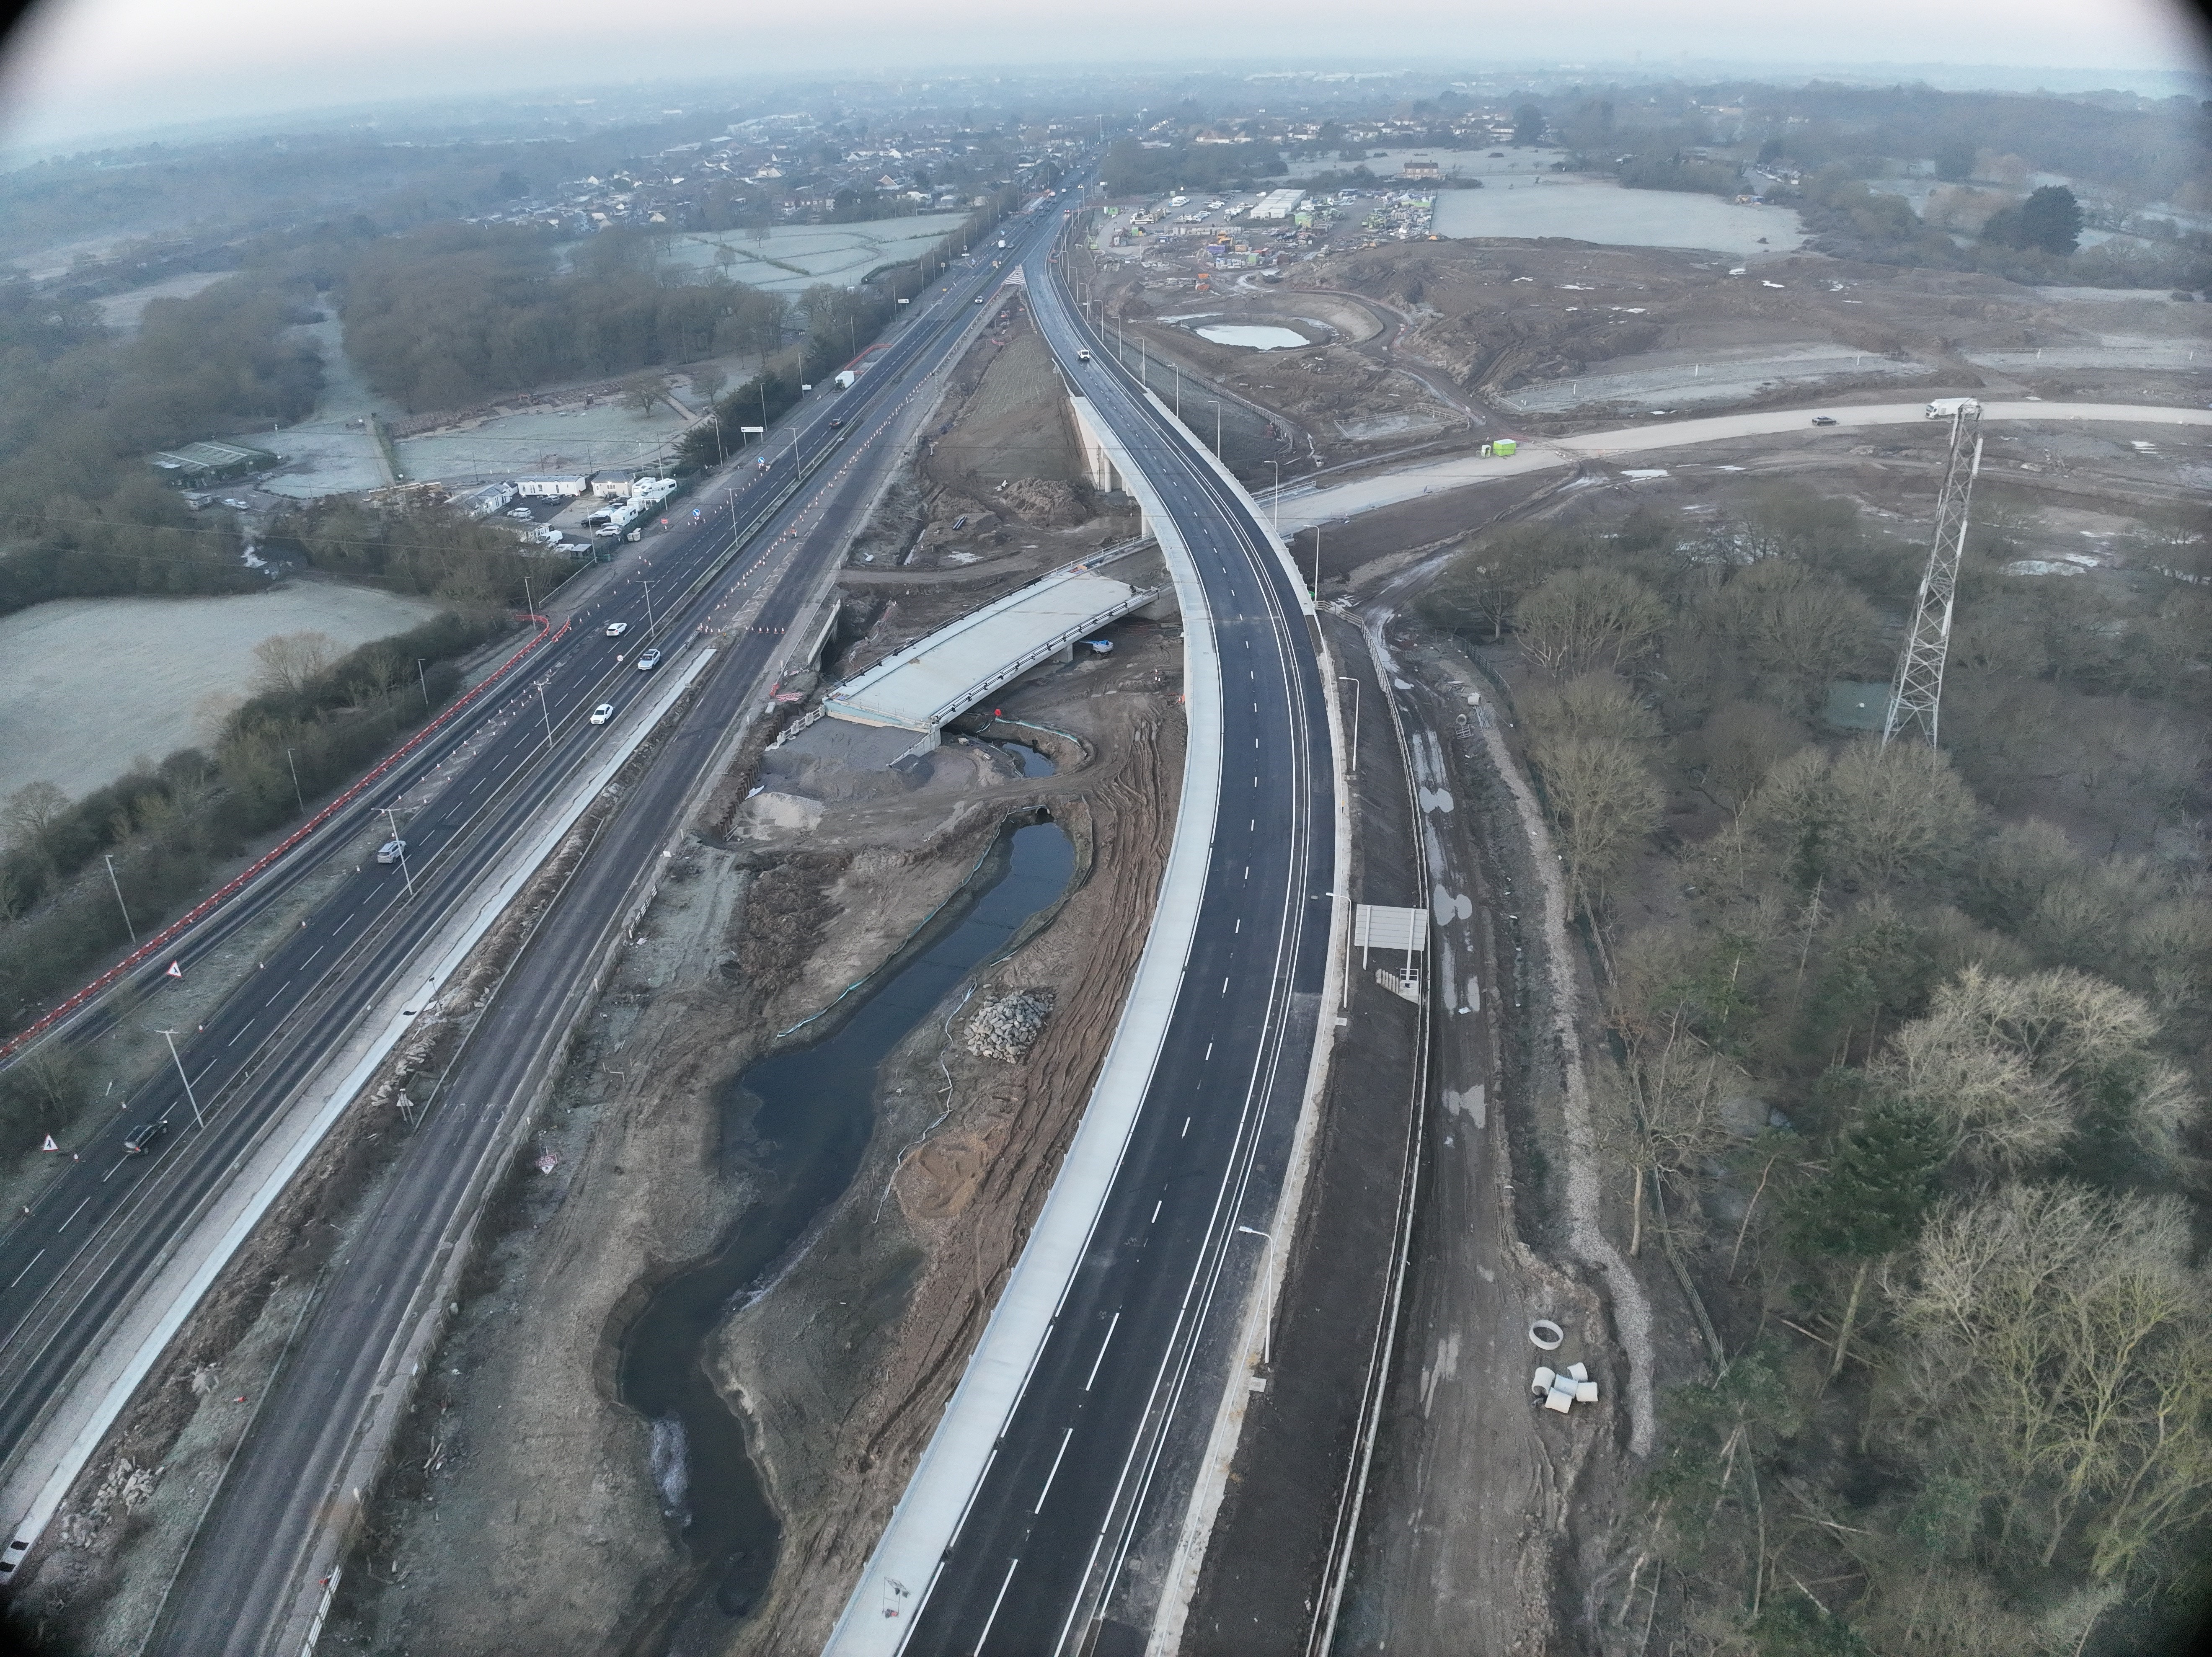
(1513, 565, 1667, 678)
(1520, 671, 1659, 752)
(1681, 700, 1806, 811)
(1873, 965, 2195, 1179)
(1700, 558, 1878, 698)
(1532, 734, 1662, 917)
(1, 781, 70, 850)
(1882, 1183, 2212, 1582)
(1742, 740, 1977, 889)
(250, 631, 338, 697)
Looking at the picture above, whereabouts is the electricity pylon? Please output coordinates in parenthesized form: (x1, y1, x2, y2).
(1881, 400, 1984, 748)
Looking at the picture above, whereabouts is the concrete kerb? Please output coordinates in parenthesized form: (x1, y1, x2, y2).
(0, 644, 717, 1581)
(1145, 586, 1352, 1655)
(820, 392, 1227, 1657)
(1139, 384, 1319, 618)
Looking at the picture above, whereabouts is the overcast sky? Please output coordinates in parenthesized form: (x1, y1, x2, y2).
(1, 0, 2206, 152)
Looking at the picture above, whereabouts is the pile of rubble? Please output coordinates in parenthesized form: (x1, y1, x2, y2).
(965, 989, 1055, 1062)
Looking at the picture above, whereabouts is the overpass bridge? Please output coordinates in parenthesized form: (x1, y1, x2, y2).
(789, 546, 1168, 765)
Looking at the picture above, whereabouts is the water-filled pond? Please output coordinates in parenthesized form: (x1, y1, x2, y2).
(1194, 323, 1312, 350)
(616, 808, 1072, 1646)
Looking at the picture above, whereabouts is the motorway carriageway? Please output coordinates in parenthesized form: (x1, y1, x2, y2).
(826, 208, 1339, 1656)
(0, 198, 1062, 1584)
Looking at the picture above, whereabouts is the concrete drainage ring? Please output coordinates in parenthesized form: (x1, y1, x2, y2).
(1529, 1319, 1564, 1351)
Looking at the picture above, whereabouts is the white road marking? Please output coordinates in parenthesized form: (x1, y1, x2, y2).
(8, 1251, 44, 1288)
(1034, 1427, 1075, 1512)
(971, 1558, 1021, 1656)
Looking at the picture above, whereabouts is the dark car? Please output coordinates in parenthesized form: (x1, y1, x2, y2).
(124, 1119, 169, 1155)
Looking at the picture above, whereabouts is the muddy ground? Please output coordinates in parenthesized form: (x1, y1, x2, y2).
(316, 621, 1184, 1657)
(314, 316, 1185, 1655)
(1072, 235, 2210, 493)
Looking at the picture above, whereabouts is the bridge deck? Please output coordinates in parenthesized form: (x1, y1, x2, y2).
(822, 557, 1161, 735)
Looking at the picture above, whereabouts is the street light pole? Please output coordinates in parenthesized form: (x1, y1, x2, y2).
(1337, 675, 1361, 772)
(537, 680, 555, 752)
(158, 1028, 205, 1129)
(644, 580, 656, 633)
(1310, 521, 1323, 598)
(1269, 459, 1281, 542)
(285, 746, 304, 813)
(103, 854, 137, 943)
(416, 657, 429, 707)
(1236, 1224, 1277, 1367)
(1214, 402, 1222, 457)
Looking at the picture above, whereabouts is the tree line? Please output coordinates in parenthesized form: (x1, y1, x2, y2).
(0, 609, 510, 1081)
(1101, 135, 1288, 197)
(263, 493, 553, 608)
(0, 268, 326, 619)
(1420, 480, 2211, 1653)
(338, 223, 788, 413)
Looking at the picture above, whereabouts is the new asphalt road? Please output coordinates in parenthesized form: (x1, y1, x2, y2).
(0, 193, 1068, 1634)
(875, 215, 1339, 1655)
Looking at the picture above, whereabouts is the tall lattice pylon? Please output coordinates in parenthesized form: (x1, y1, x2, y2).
(1881, 401, 1985, 748)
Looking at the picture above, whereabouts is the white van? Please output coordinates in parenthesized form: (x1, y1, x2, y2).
(1925, 397, 1981, 418)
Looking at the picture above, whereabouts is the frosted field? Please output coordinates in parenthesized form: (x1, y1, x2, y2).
(661, 212, 969, 292)
(92, 270, 232, 334)
(1432, 178, 1807, 255)
(261, 317, 390, 498)
(395, 400, 693, 486)
(0, 585, 441, 799)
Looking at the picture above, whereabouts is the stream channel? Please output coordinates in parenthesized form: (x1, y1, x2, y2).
(619, 746, 1068, 1643)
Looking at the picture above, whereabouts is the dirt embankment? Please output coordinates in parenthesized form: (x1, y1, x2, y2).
(845, 304, 1137, 583)
(716, 676, 1184, 1653)
(321, 594, 1185, 1654)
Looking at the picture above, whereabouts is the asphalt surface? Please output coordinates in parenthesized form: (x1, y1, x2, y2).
(0, 197, 1066, 1635)
(1180, 611, 1429, 1657)
(1272, 398, 2212, 532)
(885, 214, 1338, 1655)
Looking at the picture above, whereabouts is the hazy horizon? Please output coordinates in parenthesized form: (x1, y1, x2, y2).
(1, 0, 2206, 158)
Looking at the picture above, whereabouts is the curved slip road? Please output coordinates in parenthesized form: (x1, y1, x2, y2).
(824, 204, 1339, 1657)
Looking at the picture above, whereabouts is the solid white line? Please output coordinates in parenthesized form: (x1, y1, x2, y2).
(1084, 1313, 1121, 1391)
(8, 1252, 43, 1290)
(1034, 1428, 1075, 1512)
(57, 1200, 89, 1233)
(971, 1558, 1021, 1657)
